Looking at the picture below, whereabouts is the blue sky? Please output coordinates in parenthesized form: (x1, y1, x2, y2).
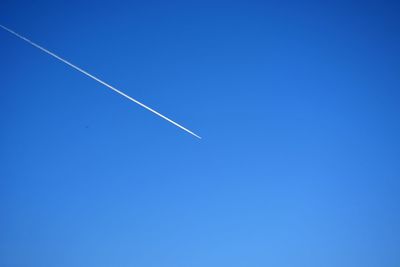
(1, 1, 400, 266)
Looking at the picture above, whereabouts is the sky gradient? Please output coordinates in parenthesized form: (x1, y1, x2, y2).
(1, 1, 400, 266)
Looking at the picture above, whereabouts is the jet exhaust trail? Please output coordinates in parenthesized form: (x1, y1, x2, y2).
(0, 24, 201, 139)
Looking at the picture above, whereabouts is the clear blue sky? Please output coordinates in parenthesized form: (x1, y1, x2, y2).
(1, 1, 400, 266)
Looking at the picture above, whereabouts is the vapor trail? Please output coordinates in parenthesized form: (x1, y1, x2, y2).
(0, 24, 201, 139)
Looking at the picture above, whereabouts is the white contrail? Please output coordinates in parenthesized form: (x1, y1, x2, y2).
(0, 24, 201, 139)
